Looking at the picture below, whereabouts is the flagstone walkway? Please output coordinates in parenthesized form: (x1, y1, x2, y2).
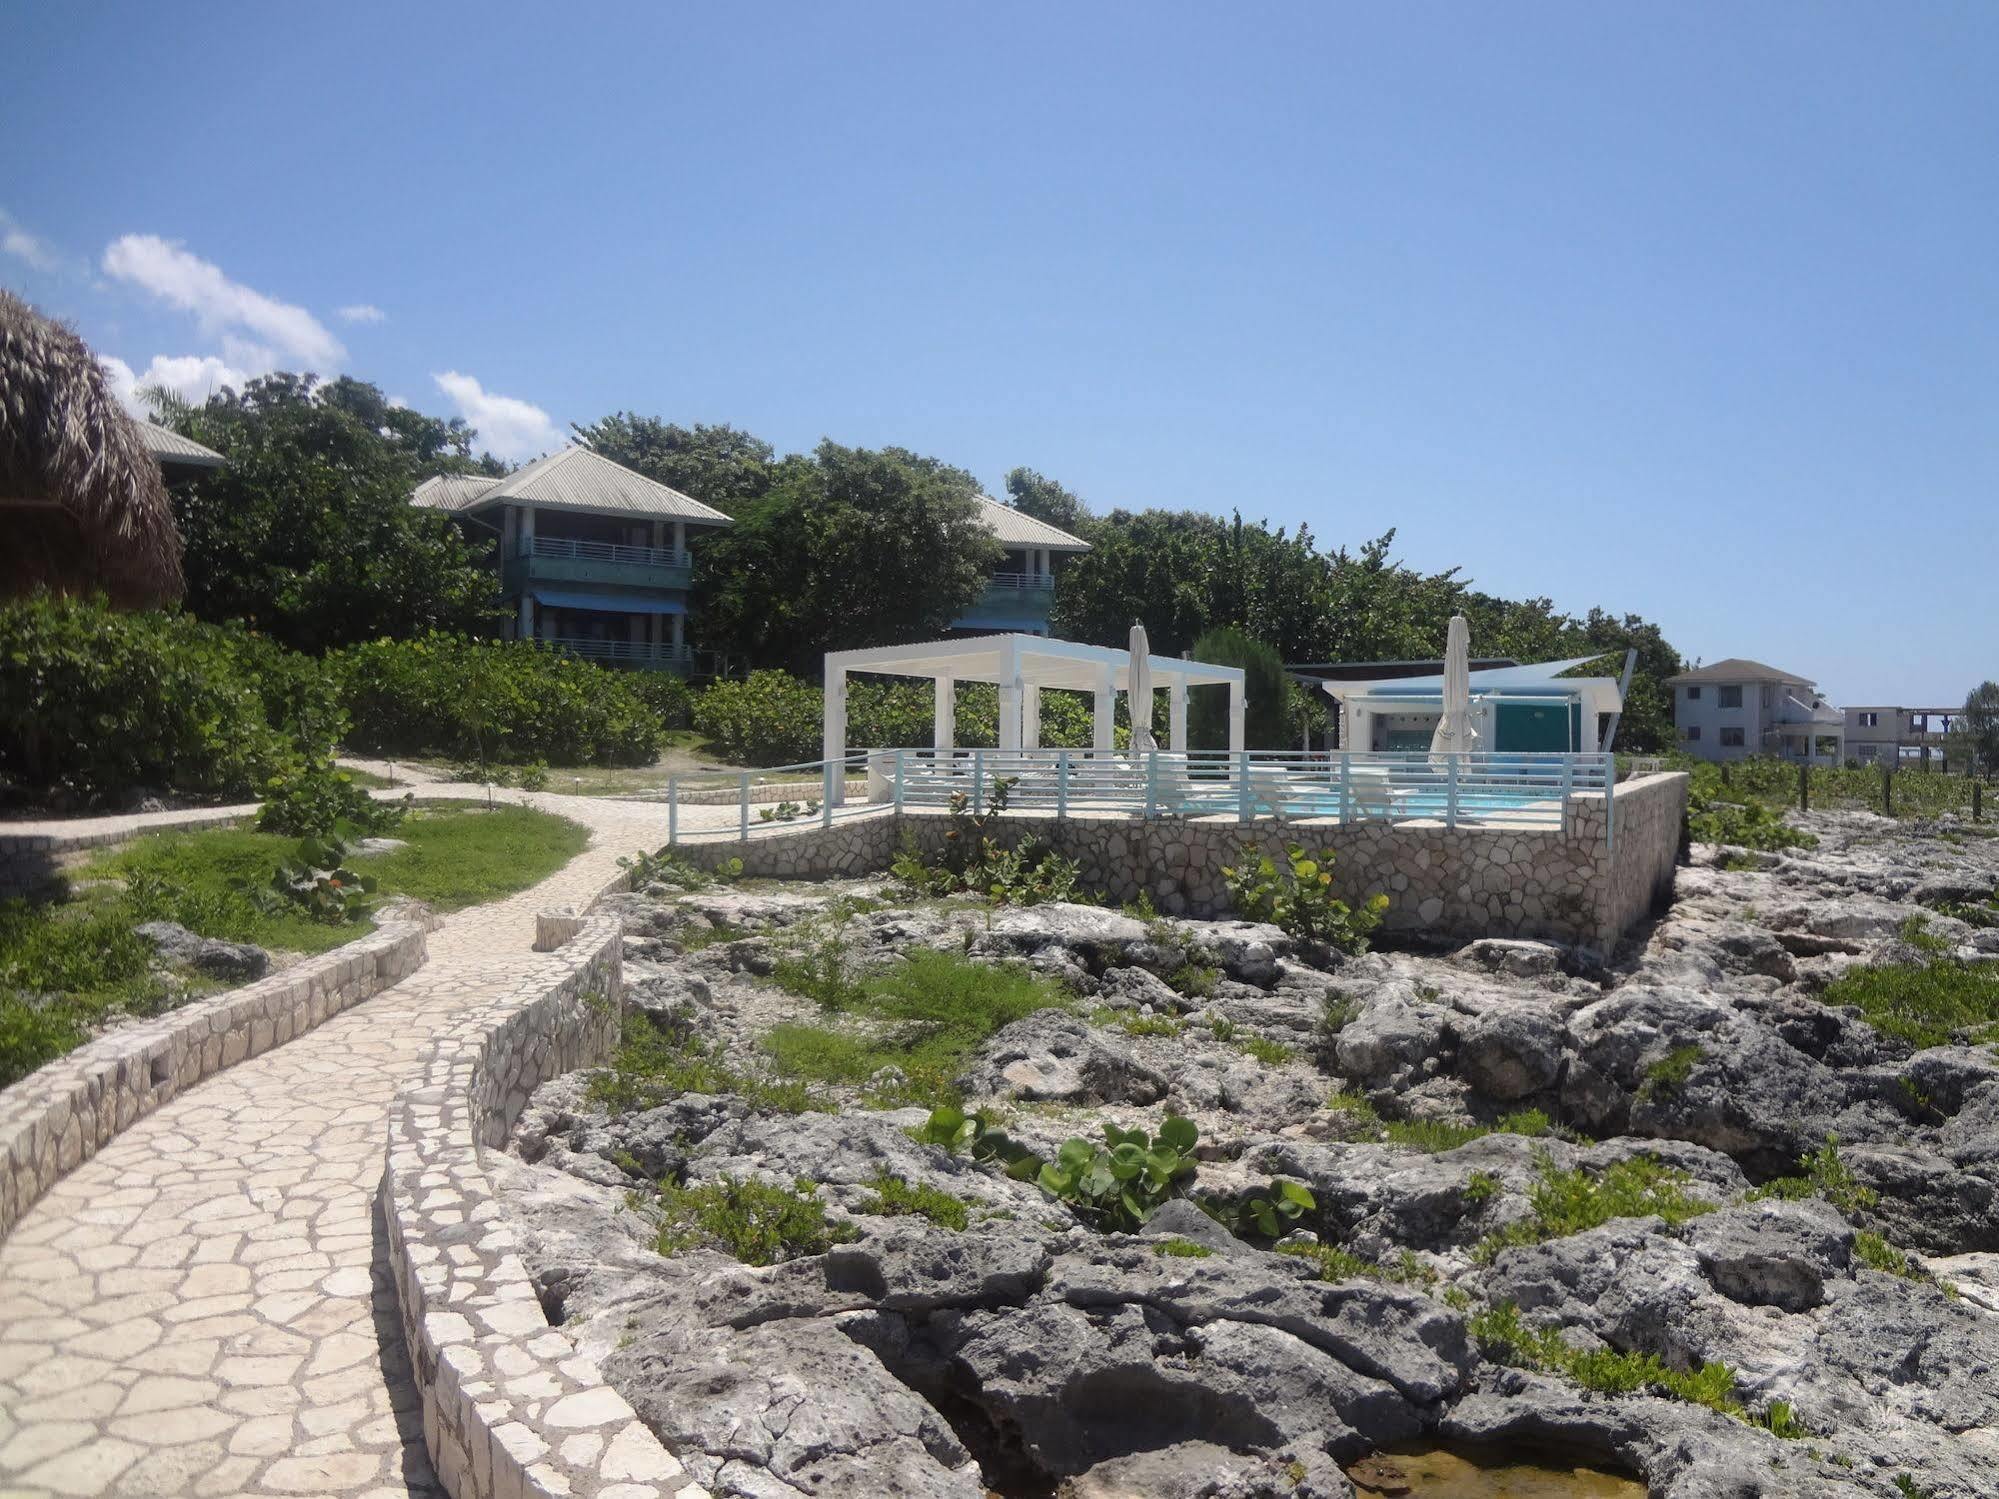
(0, 790, 728, 1499)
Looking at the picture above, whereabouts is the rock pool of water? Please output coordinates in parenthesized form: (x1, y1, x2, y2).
(1348, 1443, 1645, 1498)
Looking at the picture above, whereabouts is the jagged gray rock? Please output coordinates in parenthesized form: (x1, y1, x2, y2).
(132, 919, 269, 982)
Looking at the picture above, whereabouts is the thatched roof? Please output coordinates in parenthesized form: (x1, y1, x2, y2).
(0, 289, 184, 606)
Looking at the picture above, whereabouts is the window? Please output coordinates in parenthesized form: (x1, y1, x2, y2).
(1717, 685, 1743, 709)
(1720, 727, 1745, 748)
(1684, 725, 1701, 742)
(1685, 685, 1702, 701)
(1858, 712, 1879, 728)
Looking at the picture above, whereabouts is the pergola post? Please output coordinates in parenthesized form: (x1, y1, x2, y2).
(1228, 679, 1246, 755)
(934, 675, 955, 760)
(1168, 681, 1187, 752)
(1093, 666, 1116, 758)
(998, 637, 1023, 754)
(1023, 685, 1042, 750)
(822, 665, 848, 806)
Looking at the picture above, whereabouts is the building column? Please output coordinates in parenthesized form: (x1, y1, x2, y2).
(502, 505, 518, 556)
(1168, 681, 1187, 751)
(520, 504, 535, 547)
(934, 675, 955, 757)
(1093, 666, 1116, 758)
(1022, 686, 1042, 750)
(1227, 680, 1247, 755)
(670, 611, 685, 652)
(822, 665, 847, 805)
(518, 593, 534, 641)
(672, 519, 687, 557)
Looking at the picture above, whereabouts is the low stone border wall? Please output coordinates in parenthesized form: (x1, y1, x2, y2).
(0, 918, 426, 1242)
(0, 803, 259, 895)
(669, 774, 1690, 952)
(381, 910, 702, 1499)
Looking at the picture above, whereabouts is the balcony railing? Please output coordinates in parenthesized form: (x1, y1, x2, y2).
(545, 636, 693, 669)
(987, 571, 1055, 591)
(521, 535, 691, 569)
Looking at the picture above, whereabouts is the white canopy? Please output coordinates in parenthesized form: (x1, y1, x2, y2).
(821, 633, 1246, 802)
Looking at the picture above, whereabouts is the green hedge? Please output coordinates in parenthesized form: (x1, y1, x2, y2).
(0, 596, 333, 804)
(330, 635, 665, 766)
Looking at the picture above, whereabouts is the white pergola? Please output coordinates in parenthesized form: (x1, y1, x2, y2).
(822, 634, 1246, 803)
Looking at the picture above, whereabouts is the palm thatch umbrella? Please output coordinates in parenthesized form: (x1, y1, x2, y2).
(0, 289, 183, 606)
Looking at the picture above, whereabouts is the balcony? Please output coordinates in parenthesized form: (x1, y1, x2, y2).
(504, 535, 693, 592)
(952, 571, 1057, 633)
(545, 637, 694, 673)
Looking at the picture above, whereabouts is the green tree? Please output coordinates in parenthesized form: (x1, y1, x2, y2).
(150, 374, 503, 652)
(1948, 681, 1999, 777)
(694, 441, 1002, 673)
(1188, 627, 1290, 750)
(1003, 466, 1089, 534)
(570, 413, 776, 514)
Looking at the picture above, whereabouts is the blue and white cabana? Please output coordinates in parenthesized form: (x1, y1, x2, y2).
(1321, 655, 1628, 755)
(820, 634, 1247, 805)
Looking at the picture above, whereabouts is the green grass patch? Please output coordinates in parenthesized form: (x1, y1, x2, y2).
(1476, 1151, 1716, 1261)
(593, 1009, 826, 1115)
(854, 1175, 970, 1230)
(1151, 1237, 1215, 1259)
(1279, 1239, 1436, 1287)
(1237, 1035, 1295, 1065)
(1087, 1006, 1182, 1038)
(1750, 1135, 1877, 1216)
(1639, 1043, 1704, 1101)
(642, 1175, 854, 1265)
(1320, 1092, 1555, 1154)
(1818, 957, 1999, 1050)
(1469, 1300, 1742, 1415)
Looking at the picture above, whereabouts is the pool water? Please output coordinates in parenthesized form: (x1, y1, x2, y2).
(1345, 1443, 1645, 1498)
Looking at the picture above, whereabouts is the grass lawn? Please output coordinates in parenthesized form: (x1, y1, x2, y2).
(0, 804, 588, 1087)
(382, 730, 757, 797)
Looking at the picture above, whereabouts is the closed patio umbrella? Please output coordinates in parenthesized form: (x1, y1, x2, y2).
(1127, 622, 1154, 755)
(1430, 613, 1476, 759)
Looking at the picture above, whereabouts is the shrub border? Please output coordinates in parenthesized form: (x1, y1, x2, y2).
(0, 917, 426, 1242)
(380, 909, 703, 1499)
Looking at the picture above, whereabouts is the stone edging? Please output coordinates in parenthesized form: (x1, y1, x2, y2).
(0, 804, 260, 895)
(0, 918, 426, 1242)
(381, 909, 702, 1499)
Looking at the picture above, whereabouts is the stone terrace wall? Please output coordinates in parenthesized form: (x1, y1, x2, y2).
(0, 919, 425, 1243)
(668, 774, 1689, 953)
(382, 911, 703, 1499)
(0, 804, 257, 896)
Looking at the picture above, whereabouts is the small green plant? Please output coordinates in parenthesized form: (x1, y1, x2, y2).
(1853, 1231, 1911, 1276)
(258, 758, 409, 839)
(912, 1105, 1045, 1181)
(1638, 1043, 1704, 1102)
(1751, 1135, 1877, 1216)
(267, 836, 378, 924)
(1320, 993, 1361, 1041)
(855, 1175, 969, 1231)
(1469, 1300, 1743, 1415)
(1169, 963, 1219, 1000)
(1151, 1237, 1215, 1259)
(1221, 843, 1388, 951)
(1325, 1089, 1383, 1126)
(1476, 1151, 1717, 1261)
(644, 1175, 855, 1265)
(1037, 1117, 1201, 1232)
(1819, 957, 1999, 1050)
(1238, 1035, 1295, 1065)
(1090, 1006, 1182, 1038)
(1894, 1474, 1938, 1499)
(1758, 1399, 1808, 1440)
(1278, 1239, 1433, 1287)
(1206, 1178, 1318, 1240)
(1463, 1169, 1502, 1205)
(592, 1008, 825, 1115)
(619, 845, 740, 891)
(1207, 1015, 1238, 1043)
(891, 778, 1088, 906)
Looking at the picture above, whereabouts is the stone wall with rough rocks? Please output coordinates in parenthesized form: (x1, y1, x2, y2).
(0, 805, 256, 896)
(381, 910, 706, 1499)
(669, 775, 1688, 952)
(0, 918, 425, 1243)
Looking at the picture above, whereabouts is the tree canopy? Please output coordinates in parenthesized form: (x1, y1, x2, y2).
(1003, 466, 1089, 533)
(1949, 681, 1999, 776)
(151, 374, 503, 652)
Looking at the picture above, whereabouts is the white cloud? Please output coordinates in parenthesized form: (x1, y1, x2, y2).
(1, 210, 59, 272)
(102, 234, 344, 370)
(100, 351, 253, 414)
(337, 303, 385, 324)
(432, 371, 559, 462)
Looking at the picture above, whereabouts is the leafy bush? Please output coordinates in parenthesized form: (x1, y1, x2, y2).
(1187, 627, 1289, 750)
(1037, 1118, 1202, 1232)
(332, 634, 664, 766)
(0, 595, 323, 804)
(1207, 1176, 1318, 1240)
(691, 670, 821, 765)
(0, 1000, 89, 1091)
(625, 671, 695, 730)
(644, 1175, 854, 1265)
(257, 760, 407, 838)
(912, 1105, 1046, 1182)
(891, 779, 1088, 906)
(1222, 842, 1387, 951)
(267, 836, 378, 924)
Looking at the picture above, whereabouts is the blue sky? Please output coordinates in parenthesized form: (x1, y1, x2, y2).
(5, 4, 1994, 705)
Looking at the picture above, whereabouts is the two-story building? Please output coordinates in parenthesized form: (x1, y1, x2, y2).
(948, 496, 1090, 635)
(411, 446, 731, 673)
(1844, 706, 1959, 768)
(1668, 658, 1845, 763)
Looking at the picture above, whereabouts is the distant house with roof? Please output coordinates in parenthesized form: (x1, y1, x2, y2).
(412, 446, 730, 673)
(1667, 658, 1844, 763)
(134, 422, 225, 484)
(1311, 656, 1628, 754)
(949, 497, 1091, 636)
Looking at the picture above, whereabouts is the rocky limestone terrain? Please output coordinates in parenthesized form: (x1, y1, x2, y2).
(492, 810, 1999, 1498)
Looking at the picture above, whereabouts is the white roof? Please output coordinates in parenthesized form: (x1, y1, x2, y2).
(136, 422, 224, 468)
(1320, 654, 1624, 719)
(411, 446, 731, 523)
(971, 495, 1090, 552)
(826, 633, 1240, 693)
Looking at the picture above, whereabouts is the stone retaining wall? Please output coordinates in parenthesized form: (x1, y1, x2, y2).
(669, 774, 1689, 952)
(381, 911, 703, 1499)
(0, 803, 257, 895)
(0, 919, 425, 1242)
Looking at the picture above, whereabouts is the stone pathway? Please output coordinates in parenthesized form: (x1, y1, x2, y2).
(0, 790, 738, 1499)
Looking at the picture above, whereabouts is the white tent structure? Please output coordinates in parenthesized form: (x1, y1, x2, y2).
(1321, 654, 1626, 755)
(821, 634, 1246, 806)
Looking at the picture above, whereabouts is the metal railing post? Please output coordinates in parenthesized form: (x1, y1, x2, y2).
(1237, 751, 1252, 824)
(738, 771, 750, 841)
(667, 776, 678, 846)
(1340, 753, 1352, 825)
(1606, 755, 1617, 853)
(822, 760, 834, 827)
(1144, 751, 1157, 819)
(1559, 756, 1574, 836)
(972, 748, 985, 809)
(1446, 753, 1460, 829)
(894, 749, 905, 814)
(1057, 751, 1070, 819)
